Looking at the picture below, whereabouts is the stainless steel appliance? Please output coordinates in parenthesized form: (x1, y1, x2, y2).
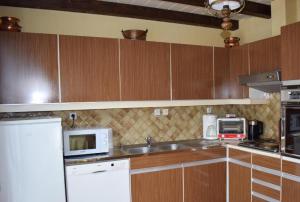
(217, 117, 247, 140)
(65, 159, 131, 202)
(281, 85, 300, 157)
(239, 70, 281, 93)
(248, 120, 264, 141)
(239, 139, 279, 153)
(64, 128, 112, 156)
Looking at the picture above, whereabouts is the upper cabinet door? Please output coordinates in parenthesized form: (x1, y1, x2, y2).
(60, 35, 120, 102)
(120, 40, 170, 101)
(214, 47, 230, 99)
(229, 45, 249, 99)
(0, 32, 59, 104)
(281, 22, 300, 81)
(249, 36, 281, 74)
(171, 44, 213, 100)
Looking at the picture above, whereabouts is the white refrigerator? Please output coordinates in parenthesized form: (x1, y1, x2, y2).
(0, 117, 66, 202)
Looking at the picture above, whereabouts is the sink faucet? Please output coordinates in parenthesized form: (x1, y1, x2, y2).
(146, 136, 153, 147)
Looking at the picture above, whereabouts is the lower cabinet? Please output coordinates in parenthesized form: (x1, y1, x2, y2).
(130, 148, 226, 202)
(282, 159, 300, 202)
(184, 162, 226, 202)
(282, 178, 300, 202)
(131, 168, 183, 202)
(229, 163, 251, 202)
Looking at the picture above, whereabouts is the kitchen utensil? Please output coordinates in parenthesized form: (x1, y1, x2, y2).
(203, 114, 218, 140)
(122, 29, 148, 40)
(0, 16, 22, 32)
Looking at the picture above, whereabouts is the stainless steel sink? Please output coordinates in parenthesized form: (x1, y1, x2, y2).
(155, 143, 188, 151)
(121, 146, 160, 154)
(121, 143, 190, 155)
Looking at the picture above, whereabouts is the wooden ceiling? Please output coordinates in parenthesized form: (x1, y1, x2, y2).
(0, 0, 271, 30)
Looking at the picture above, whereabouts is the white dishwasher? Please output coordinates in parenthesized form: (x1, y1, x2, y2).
(65, 159, 131, 202)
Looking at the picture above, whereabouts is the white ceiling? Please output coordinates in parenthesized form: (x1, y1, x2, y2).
(98, 0, 271, 20)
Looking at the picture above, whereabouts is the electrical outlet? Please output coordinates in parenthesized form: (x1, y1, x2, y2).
(162, 109, 169, 116)
(154, 109, 161, 117)
(69, 112, 77, 120)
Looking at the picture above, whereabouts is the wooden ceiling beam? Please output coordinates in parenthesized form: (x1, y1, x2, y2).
(159, 0, 271, 19)
(0, 0, 239, 30)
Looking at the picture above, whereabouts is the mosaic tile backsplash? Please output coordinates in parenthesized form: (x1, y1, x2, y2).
(0, 93, 280, 146)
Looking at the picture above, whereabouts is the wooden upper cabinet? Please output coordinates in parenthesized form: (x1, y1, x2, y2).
(59, 35, 120, 102)
(171, 44, 213, 99)
(281, 21, 300, 80)
(214, 47, 230, 99)
(0, 32, 59, 104)
(120, 40, 170, 101)
(249, 36, 281, 74)
(229, 45, 249, 98)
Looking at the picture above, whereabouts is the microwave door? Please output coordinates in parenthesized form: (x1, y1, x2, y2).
(284, 106, 300, 156)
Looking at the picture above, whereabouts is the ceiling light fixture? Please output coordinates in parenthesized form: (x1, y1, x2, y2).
(205, 0, 245, 47)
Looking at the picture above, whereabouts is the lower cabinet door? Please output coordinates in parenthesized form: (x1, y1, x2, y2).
(229, 163, 251, 202)
(282, 178, 300, 202)
(131, 168, 183, 202)
(184, 162, 226, 202)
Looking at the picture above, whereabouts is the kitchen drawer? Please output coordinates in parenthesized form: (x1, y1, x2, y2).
(228, 148, 251, 164)
(252, 169, 281, 186)
(130, 147, 226, 169)
(252, 154, 281, 171)
(252, 196, 268, 202)
(282, 160, 300, 177)
(252, 182, 280, 201)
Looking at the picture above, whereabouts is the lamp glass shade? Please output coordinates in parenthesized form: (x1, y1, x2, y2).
(209, 0, 241, 10)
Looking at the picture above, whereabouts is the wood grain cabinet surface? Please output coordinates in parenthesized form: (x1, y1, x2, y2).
(59, 35, 120, 102)
(120, 39, 170, 101)
(184, 162, 226, 202)
(282, 160, 300, 202)
(131, 168, 183, 202)
(0, 32, 59, 104)
(281, 21, 300, 81)
(229, 45, 249, 99)
(214, 47, 230, 99)
(229, 163, 251, 202)
(171, 44, 213, 99)
(249, 36, 281, 74)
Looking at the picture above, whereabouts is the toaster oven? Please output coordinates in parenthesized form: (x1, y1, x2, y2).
(217, 118, 247, 140)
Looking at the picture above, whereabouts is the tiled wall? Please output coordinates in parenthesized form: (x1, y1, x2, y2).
(0, 93, 280, 146)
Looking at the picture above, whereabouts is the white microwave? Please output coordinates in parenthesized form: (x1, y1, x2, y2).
(63, 128, 112, 156)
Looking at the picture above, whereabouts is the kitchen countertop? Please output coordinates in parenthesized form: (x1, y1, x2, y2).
(64, 139, 240, 166)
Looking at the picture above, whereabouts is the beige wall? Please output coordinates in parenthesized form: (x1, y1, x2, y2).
(0, 6, 225, 47)
(1, 3, 299, 47)
(233, 17, 272, 44)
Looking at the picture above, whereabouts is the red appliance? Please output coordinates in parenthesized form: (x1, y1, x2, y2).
(217, 117, 247, 140)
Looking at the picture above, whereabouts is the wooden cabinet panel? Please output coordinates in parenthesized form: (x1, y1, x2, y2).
(131, 168, 183, 202)
(229, 45, 249, 98)
(214, 47, 230, 99)
(249, 36, 281, 74)
(252, 182, 280, 200)
(60, 35, 120, 102)
(229, 148, 251, 163)
(130, 148, 226, 169)
(282, 160, 300, 176)
(171, 44, 213, 99)
(252, 154, 281, 170)
(282, 178, 300, 202)
(0, 32, 59, 104)
(281, 22, 300, 80)
(184, 162, 226, 202)
(252, 170, 281, 186)
(229, 163, 251, 202)
(120, 40, 170, 100)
